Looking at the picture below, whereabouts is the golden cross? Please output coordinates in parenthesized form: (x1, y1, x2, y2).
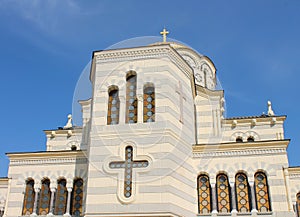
(160, 28, 169, 42)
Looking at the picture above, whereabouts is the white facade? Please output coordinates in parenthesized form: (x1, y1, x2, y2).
(0, 39, 300, 217)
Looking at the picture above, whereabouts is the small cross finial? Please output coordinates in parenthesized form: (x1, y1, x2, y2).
(160, 27, 169, 42)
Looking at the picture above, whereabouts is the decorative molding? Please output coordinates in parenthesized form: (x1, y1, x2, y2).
(193, 148, 286, 158)
(94, 45, 193, 81)
(10, 157, 87, 166)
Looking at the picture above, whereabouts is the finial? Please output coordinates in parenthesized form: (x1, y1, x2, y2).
(160, 27, 169, 42)
(267, 101, 275, 116)
(63, 114, 73, 129)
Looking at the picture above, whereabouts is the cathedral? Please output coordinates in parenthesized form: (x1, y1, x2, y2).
(0, 29, 300, 217)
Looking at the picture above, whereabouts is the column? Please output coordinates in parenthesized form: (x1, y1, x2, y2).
(230, 182, 237, 213)
(30, 187, 40, 217)
(119, 95, 126, 124)
(249, 181, 258, 213)
(63, 187, 73, 217)
(47, 187, 56, 216)
(137, 94, 143, 123)
(284, 168, 293, 211)
(294, 202, 298, 217)
(211, 181, 218, 214)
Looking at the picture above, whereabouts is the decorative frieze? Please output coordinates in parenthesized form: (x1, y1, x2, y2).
(193, 148, 286, 158)
(10, 157, 87, 166)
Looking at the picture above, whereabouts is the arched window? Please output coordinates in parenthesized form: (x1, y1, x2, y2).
(216, 173, 231, 213)
(198, 174, 211, 214)
(143, 85, 155, 122)
(107, 88, 120, 125)
(296, 193, 300, 217)
(38, 178, 51, 215)
(22, 179, 35, 215)
(54, 179, 67, 215)
(71, 178, 83, 216)
(126, 73, 137, 123)
(247, 137, 254, 142)
(235, 173, 251, 212)
(254, 172, 271, 212)
(236, 137, 243, 143)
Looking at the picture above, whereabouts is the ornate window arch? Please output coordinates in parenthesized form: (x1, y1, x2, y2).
(236, 137, 243, 143)
(143, 83, 155, 122)
(247, 136, 254, 142)
(235, 173, 251, 212)
(54, 178, 67, 215)
(197, 174, 211, 214)
(107, 86, 120, 125)
(126, 72, 138, 123)
(71, 178, 84, 216)
(254, 171, 271, 212)
(22, 179, 35, 215)
(38, 178, 51, 215)
(216, 173, 231, 213)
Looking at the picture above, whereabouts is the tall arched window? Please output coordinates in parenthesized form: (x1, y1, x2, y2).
(107, 87, 120, 125)
(71, 178, 83, 216)
(296, 193, 300, 217)
(216, 173, 231, 213)
(143, 85, 155, 122)
(126, 73, 137, 123)
(54, 178, 67, 215)
(198, 174, 211, 214)
(235, 173, 251, 212)
(38, 178, 51, 215)
(22, 179, 35, 215)
(254, 172, 271, 212)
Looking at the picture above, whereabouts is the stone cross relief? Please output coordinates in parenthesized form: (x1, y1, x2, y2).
(175, 81, 186, 123)
(108, 146, 149, 200)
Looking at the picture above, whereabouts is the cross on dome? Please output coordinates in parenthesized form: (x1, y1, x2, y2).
(160, 27, 169, 42)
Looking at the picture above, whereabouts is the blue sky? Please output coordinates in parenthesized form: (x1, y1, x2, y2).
(0, 0, 299, 176)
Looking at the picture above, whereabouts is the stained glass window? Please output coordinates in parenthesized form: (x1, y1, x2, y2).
(38, 178, 51, 215)
(126, 74, 137, 123)
(143, 85, 155, 122)
(71, 178, 83, 217)
(198, 174, 211, 214)
(296, 193, 300, 217)
(255, 172, 271, 212)
(54, 179, 67, 215)
(107, 88, 120, 125)
(235, 173, 251, 212)
(22, 179, 35, 215)
(216, 174, 231, 213)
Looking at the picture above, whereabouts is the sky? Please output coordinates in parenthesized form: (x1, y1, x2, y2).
(0, 0, 299, 177)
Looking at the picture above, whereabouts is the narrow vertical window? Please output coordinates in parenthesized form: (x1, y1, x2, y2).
(126, 73, 137, 123)
(71, 178, 83, 217)
(235, 173, 251, 212)
(198, 174, 211, 214)
(107, 87, 120, 125)
(296, 193, 300, 217)
(216, 174, 231, 213)
(255, 172, 271, 212)
(54, 179, 67, 215)
(22, 179, 35, 215)
(38, 178, 51, 215)
(143, 85, 155, 122)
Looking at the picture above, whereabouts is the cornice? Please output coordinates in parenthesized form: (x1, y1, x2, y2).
(92, 44, 193, 81)
(193, 140, 289, 158)
(9, 157, 87, 166)
(6, 150, 86, 159)
(195, 85, 224, 99)
(288, 167, 300, 179)
(222, 115, 286, 124)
